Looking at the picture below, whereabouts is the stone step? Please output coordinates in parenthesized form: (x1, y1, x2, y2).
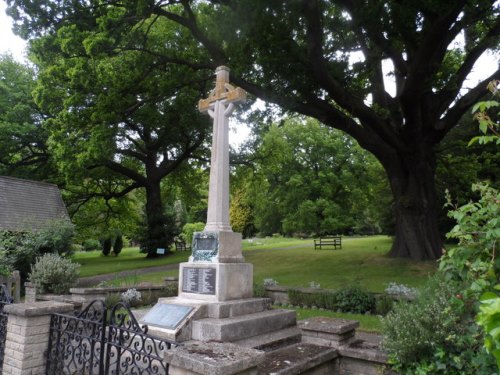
(206, 297, 272, 318)
(257, 343, 338, 375)
(192, 309, 297, 342)
(234, 326, 302, 352)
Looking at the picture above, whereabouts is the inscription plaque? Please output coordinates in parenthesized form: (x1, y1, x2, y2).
(192, 232, 219, 262)
(182, 267, 216, 295)
(141, 304, 193, 330)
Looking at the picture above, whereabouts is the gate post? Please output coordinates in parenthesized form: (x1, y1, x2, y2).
(1, 301, 73, 375)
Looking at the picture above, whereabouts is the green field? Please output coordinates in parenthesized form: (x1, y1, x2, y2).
(72, 236, 436, 332)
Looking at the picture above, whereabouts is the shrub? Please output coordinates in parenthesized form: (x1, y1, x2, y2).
(29, 253, 80, 294)
(101, 236, 112, 256)
(287, 289, 337, 310)
(253, 283, 266, 298)
(0, 251, 12, 276)
(0, 220, 75, 281)
(375, 295, 394, 315)
(121, 288, 142, 307)
(181, 222, 205, 245)
(32, 219, 75, 257)
(385, 282, 418, 299)
(113, 231, 123, 256)
(334, 287, 375, 313)
(83, 239, 100, 251)
(382, 275, 496, 374)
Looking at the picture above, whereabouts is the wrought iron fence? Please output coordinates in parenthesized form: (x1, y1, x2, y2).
(46, 300, 177, 375)
(0, 284, 14, 374)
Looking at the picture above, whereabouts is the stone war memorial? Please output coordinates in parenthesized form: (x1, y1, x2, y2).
(141, 66, 299, 347)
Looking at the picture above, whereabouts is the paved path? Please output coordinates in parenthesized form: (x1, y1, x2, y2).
(77, 263, 181, 287)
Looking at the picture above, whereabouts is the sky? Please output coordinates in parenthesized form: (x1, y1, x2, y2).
(0, 0, 27, 62)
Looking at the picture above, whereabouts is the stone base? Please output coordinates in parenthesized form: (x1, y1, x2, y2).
(179, 262, 253, 302)
(165, 342, 265, 375)
(299, 317, 359, 348)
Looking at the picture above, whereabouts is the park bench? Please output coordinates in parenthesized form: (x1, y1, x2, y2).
(175, 239, 191, 252)
(314, 236, 342, 250)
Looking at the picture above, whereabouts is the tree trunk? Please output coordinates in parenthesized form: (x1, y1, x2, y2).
(143, 182, 169, 258)
(385, 152, 443, 261)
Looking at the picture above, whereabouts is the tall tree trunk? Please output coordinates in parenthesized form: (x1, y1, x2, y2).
(143, 182, 168, 258)
(385, 150, 443, 260)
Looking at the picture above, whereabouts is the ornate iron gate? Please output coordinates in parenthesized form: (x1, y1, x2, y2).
(0, 284, 14, 374)
(46, 300, 177, 375)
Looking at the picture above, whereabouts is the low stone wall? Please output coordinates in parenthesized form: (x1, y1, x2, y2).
(265, 285, 410, 306)
(25, 277, 179, 310)
(298, 317, 397, 375)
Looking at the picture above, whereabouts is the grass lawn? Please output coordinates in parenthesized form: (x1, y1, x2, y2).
(246, 236, 437, 292)
(72, 247, 190, 277)
(73, 236, 437, 293)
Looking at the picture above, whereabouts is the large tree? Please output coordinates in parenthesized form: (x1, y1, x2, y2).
(0, 54, 55, 180)
(7, 0, 499, 259)
(26, 15, 211, 256)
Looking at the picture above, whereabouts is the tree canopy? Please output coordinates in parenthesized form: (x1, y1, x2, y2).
(5, 0, 499, 259)
(24, 12, 212, 255)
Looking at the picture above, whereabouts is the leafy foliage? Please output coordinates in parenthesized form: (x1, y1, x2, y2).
(0, 54, 55, 180)
(181, 222, 205, 246)
(246, 118, 391, 237)
(229, 188, 255, 237)
(29, 253, 80, 294)
(470, 80, 500, 146)
(101, 236, 112, 257)
(382, 275, 496, 374)
(113, 231, 123, 256)
(0, 220, 75, 280)
(288, 286, 375, 313)
(334, 287, 376, 314)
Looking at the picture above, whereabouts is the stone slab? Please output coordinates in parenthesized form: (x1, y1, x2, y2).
(257, 343, 338, 375)
(234, 326, 302, 352)
(192, 309, 296, 342)
(164, 341, 265, 375)
(3, 301, 74, 317)
(206, 298, 271, 318)
(298, 317, 359, 335)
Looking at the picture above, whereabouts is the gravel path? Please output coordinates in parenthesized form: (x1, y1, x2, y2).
(77, 263, 181, 287)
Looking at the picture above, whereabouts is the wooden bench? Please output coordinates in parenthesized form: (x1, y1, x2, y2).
(175, 239, 191, 252)
(314, 236, 342, 250)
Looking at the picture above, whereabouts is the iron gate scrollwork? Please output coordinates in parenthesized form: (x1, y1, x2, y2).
(46, 300, 177, 375)
(0, 284, 14, 374)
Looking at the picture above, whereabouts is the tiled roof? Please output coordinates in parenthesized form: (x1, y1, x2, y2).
(0, 176, 70, 231)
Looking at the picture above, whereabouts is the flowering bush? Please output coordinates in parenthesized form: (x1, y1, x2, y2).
(29, 253, 80, 294)
(385, 282, 418, 299)
(121, 288, 142, 306)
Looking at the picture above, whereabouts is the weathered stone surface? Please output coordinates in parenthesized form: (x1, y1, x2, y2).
(298, 317, 359, 335)
(192, 309, 296, 342)
(206, 298, 271, 318)
(234, 326, 302, 352)
(165, 341, 264, 375)
(257, 343, 338, 375)
(4, 301, 73, 317)
(2, 301, 74, 375)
